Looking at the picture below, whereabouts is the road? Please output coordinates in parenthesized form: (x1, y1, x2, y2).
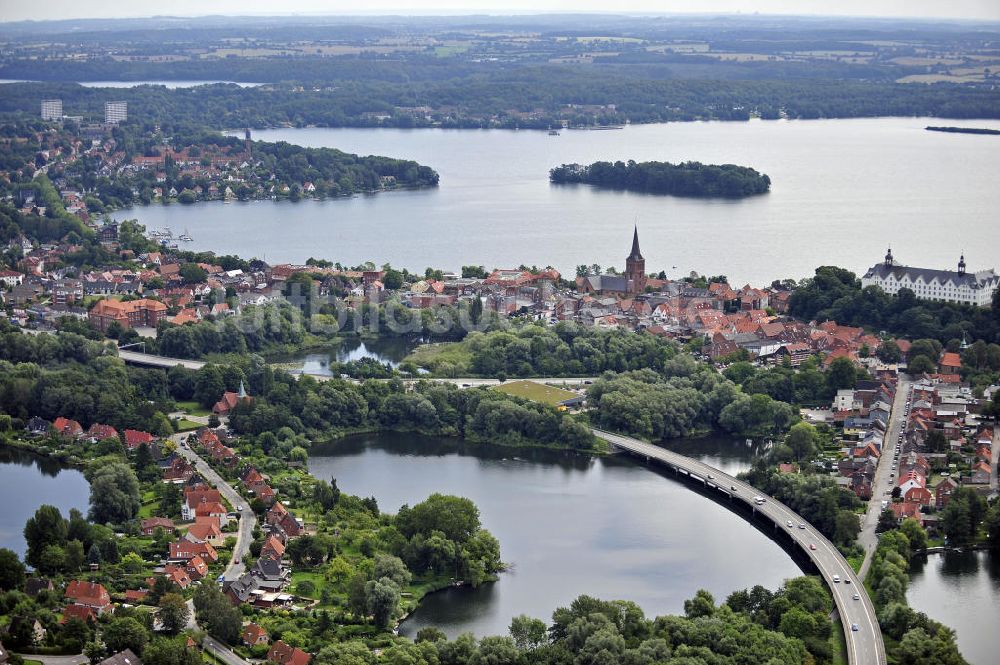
(173, 434, 256, 582)
(12, 655, 87, 665)
(119, 346, 597, 387)
(202, 636, 251, 665)
(593, 428, 886, 665)
(858, 376, 912, 580)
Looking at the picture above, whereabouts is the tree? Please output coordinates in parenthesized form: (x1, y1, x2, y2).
(899, 518, 928, 552)
(509, 614, 547, 650)
(683, 589, 716, 618)
(103, 617, 149, 656)
(89, 463, 141, 524)
(364, 577, 401, 629)
(157, 593, 190, 635)
(908, 355, 936, 374)
(192, 585, 241, 644)
(372, 554, 411, 587)
(826, 356, 859, 392)
(877, 340, 902, 363)
(179, 263, 208, 284)
(143, 636, 203, 665)
(23, 504, 67, 570)
(876, 508, 898, 534)
(785, 422, 818, 461)
(0, 547, 26, 590)
(382, 269, 403, 290)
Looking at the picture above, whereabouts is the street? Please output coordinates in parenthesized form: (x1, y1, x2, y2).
(172, 433, 256, 582)
(858, 375, 912, 580)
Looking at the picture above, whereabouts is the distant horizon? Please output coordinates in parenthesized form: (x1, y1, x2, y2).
(1, 1, 999, 24)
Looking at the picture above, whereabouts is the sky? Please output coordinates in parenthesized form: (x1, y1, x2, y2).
(2, 0, 999, 23)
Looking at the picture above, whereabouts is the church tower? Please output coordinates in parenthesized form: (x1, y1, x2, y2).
(625, 225, 647, 294)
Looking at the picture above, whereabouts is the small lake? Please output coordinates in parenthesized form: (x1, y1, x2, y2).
(273, 337, 420, 375)
(907, 549, 1000, 665)
(308, 432, 798, 638)
(0, 446, 90, 558)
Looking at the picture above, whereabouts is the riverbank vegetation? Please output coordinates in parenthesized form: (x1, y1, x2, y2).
(550, 160, 771, 198)
(868, 520, 969, 664)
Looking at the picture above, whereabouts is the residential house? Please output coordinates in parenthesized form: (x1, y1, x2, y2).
(935, 477, 959, 509)
(124, 429, 155, 451)
(52, 417, 83, 438)
(242, 623, 269, 647)
(140, 517, 175, 536)
(98, 649, 142, 665)
(64, 580, 112, 614)
(268, 640, 311, 665)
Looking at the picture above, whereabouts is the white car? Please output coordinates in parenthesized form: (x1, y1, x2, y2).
(786, 520, 794, 528)
(853, 593, 861, 600)
(832, 575, 841, 583)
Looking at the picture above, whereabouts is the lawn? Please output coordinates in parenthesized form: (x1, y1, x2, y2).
(175, 400, 211, 417)
(494, 380, 582, 407)
(175, 419, 202, 432)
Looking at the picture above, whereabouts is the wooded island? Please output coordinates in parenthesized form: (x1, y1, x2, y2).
(549, 160, 771, 198)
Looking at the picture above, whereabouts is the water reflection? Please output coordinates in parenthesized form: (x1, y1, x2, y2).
(309, 431, 799, 638)
(908, 549, 1000, 665)
(0, 446, 90, 556)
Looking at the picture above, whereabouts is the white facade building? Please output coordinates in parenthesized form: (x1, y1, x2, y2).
(40, 99, 62, 121)
(105, 101, 128, 124)
(861, 248, 999, 307)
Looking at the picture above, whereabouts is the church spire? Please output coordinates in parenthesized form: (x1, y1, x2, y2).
(629, 225, 643, 261)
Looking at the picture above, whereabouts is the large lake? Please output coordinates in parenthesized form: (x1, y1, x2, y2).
(127, 117, 1000, 286)
(907, 550, 1000, 665)
(0, 446, 90, 558)
(308, 432, 803, 638)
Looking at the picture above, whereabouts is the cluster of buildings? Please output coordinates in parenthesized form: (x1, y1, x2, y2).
(40, 98, 127, 125)
(824, 356, 998, 532)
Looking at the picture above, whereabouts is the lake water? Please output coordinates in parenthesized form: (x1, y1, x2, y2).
(125, 117, 1000, 286)
(275, 337, 420, 375)
(307, 432, 800, 638)
(0, 446, 90, 558)
(907, 549, 1000, 665)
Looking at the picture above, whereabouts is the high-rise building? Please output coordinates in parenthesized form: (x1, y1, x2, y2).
(40, 99, 63, 121)
(104, 101, 128, 124)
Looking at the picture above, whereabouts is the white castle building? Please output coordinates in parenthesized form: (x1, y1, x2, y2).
(861, 248, 998, 307)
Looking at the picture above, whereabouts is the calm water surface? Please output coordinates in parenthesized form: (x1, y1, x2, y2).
(907, 550, 1000, 665)
(308, 432, 797, 638)
(127, 118, 1000, 285)
(274, 337, 420, 375)
(0, 447, 90, 557)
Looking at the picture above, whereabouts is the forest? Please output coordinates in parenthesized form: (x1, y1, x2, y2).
(550, 160, 771, 198)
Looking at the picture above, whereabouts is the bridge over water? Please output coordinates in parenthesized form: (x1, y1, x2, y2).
(593, 429, 886, 665)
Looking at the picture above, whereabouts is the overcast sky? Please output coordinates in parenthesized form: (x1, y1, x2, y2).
(2, 1, 999, 23)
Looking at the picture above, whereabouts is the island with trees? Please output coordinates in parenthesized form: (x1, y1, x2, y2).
(549, 160, 771, 198)
(925, 126, 1000, 135)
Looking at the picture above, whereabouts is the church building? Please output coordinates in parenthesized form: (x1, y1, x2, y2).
(577, 226, 649, 296)
(861, 248, 998, 307)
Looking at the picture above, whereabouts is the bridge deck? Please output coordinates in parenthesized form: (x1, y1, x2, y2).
(593, 429, 886, 665)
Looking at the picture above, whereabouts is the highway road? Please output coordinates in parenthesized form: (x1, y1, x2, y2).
(173, 434, 256, 582)
(593, 428, 886, 665)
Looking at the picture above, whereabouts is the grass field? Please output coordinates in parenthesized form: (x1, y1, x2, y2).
(175, 400, 211, 417)
(494, 380, 581, 406)
(404, 341, 473, 375)
(175, 419, 202, 432)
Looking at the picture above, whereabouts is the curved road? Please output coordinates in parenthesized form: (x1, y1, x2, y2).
(593, 429, 886, 665)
